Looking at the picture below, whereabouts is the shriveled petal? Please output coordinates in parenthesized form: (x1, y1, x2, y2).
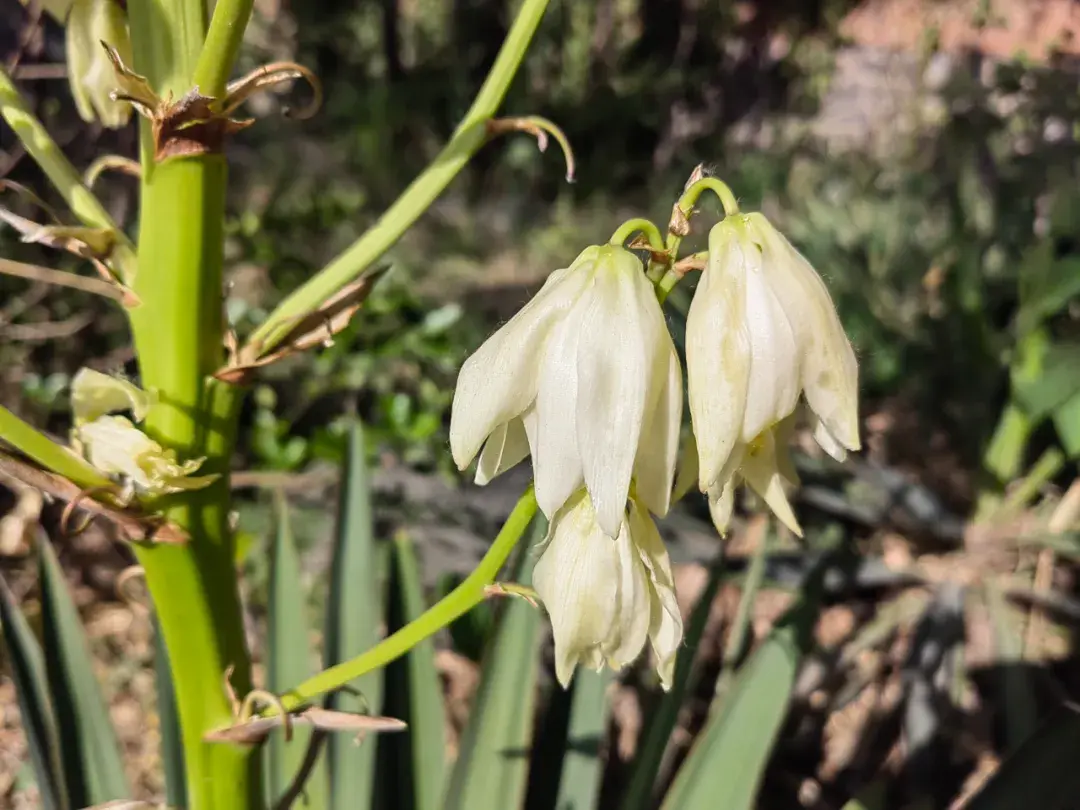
(449, 262, 589, 471)
(687, 224, 751, 490)
(475, 418, 530, 485)
(633, 331, 683, 517)
(629, 501, 683, 689)
(576, 248, 651, 537)
(534, 494, 621, 687)
(741, 250, 802, 441)
(71, 368, 151, 424)
(749, 214, 860, 453)
(532, 299, 587, 519)
(76, 415, 216, 495)
(741, 430, 802, 536)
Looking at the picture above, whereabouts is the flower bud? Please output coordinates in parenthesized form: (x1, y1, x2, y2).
(65, 0, 133, 128)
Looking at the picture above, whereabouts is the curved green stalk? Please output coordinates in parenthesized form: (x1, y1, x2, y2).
(656, 270, 681, 305)
(610, 218, 666, 252)
(278, 487, 538, 711)
(194, 0, 256, 97)
(249, 0, 552, 355)
(677, 177, 740, 220)
(666, 177, 741, 262)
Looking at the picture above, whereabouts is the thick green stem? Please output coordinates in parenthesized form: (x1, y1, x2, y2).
(194, 0, 256, 97)
(127, 0, 207, 97)
(278, 488, 538, 711)
(127, 0, 209, 171)
(250, 0, 552, 355)
(127, 157, 256, 810)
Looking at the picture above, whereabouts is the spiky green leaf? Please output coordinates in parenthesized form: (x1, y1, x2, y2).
(37, 533, 128, 805)
(443, 517, 546, 810)
(325, 420, 387, 810)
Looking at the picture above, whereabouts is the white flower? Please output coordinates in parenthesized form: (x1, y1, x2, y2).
(65, 0, 133, 129)
(68, 368, 215, 496)
(686, 214, 859, 535)
(449, 245, 682, 538)
(533, 490, 683, 688)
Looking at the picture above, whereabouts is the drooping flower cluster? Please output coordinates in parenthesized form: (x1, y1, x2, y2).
(70, 369, 217, 496)
(449, 202, 859, 688)
(686, 214, 860, 537)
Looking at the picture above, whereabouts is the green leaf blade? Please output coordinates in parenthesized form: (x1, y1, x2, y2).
(325, 419, 386, 810)
(152, 615, 186, 810)
(662, 564, 826, 810)
(383, 533, 446, 810)
(443, 517, 546, 810)
(37, 533, 129, 806)
(0, 570, 66, 810)
(621, 554, 726, 810)
(555, 668, 612, 810)
(267, 491, 327, 808)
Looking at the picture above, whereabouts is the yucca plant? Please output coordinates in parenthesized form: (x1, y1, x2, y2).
(2, 2, 1080, 809)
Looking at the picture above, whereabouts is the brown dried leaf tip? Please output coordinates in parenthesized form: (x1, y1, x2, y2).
(103, 45, 322, 162)
(0, 184, 137, 306)
(215, 267, 389, 386)
(206, 696, 406, 745)
(0, 452, 189, 545)
(486, 115, 576, 183)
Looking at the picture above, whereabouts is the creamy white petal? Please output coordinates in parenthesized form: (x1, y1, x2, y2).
(633, 335, 683, 517)
(629, 501, 683, 689)
(449, 261, 591, 471)
(740, 431, 802, 536)
(475, 418, 530, 485)
(532, 297, 588, 519)
(604, 522, 652, 668)
(707, 477, 737, 536)
(576, 251, 650, 537)
(671, 431, 699, 507)
(705, 442, 744, 536)
(772, 413, 801, 485)
(741, 248, 802, 441)
(533, 495, 621, 687)
(686, 227, 751, 490)
(810, 411, 848, 463)
(749, 214, 859, 453)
